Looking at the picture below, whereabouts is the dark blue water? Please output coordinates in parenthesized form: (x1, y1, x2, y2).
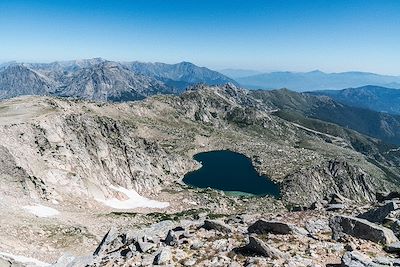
(183, 150, 280, 197)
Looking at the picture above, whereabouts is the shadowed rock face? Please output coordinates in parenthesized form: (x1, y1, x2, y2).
(357, 201, 398, 223)
(330, 215, 398, 245)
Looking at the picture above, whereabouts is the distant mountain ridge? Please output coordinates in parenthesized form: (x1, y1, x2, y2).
(236, 70, 400, 91)
(250, 88, 400, 145)
(0, 58, 236, 101)
(127, 61, 237, 90)
(308, 85, 400, 115)
(219, 68, 262, 79)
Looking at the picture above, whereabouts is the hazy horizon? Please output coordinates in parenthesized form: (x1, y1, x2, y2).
(1, 0, 400, 75)
(1, 57, 400, 77)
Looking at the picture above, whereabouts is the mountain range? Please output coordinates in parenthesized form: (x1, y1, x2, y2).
(0, 58, 236, 101)
(235, 70, 400, 91)
(250, 88, 400, 147)
(308, 85, 400, 115)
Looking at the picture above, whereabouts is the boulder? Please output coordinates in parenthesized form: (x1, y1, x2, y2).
(248, 219, 307, 235)
(373, 257, 400, 266)
(93, 227, 129, 256)
(0, 257, 12, 267)
(241, 235, 285, 259)
(329, 193, 346, 204)
(389, 220, 400, 238)
(358, 201, 398, 223)
(54, 254, 93, 267)
(384, 241, 400, 253)
(164, 230, 178, 246)
(342, 251, 400, 266)
(153, 247, 172, 265)
(202, 219, 232, 233)
(376, 191, 400, 202)
(341, 251, 372, 267)
(326, 204, 345, 211)
(137, 240, 155, 253)
(305, 219, 330, 235)
(330, 215, 398, 245)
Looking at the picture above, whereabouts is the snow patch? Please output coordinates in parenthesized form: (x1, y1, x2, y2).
(0, 251, 50, 267)
(23, 204, 60, 217)
(96, 185, 169, 209)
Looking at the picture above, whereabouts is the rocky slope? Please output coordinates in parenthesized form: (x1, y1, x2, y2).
(26, 193, 400, 266)
(0, 65, 55, 99)
(251, 88, 400, 146)
(0, 84, 399, 265)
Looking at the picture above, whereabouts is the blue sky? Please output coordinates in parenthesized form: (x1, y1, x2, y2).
(0, 0, 399, 74)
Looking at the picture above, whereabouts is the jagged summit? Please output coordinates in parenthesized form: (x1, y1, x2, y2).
(56, 61, 173, 101)
(0, 64, 54, 98)
(0, 59, 238, 101)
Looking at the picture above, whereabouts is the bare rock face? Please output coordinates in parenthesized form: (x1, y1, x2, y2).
(330, 215, 398, 245)
(0, 98, 194, 204)
(357, 201, 398, 223)
(282, 160, 380, 205)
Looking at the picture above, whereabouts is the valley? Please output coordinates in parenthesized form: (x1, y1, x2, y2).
(0, 83, 400, 266)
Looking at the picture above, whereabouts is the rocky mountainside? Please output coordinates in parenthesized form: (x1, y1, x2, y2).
(309, 85, 400, 115)
(0, 84, 399, 266)
(0, 64, 56, 98)
(0, 59, 237, 101)
(126, 61, 237, 91)
(237, 70, 400, 91)
(55, 61, 173, 101)
(250, 88, 400, 146)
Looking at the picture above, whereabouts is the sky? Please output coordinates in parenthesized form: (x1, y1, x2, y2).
(0, 0, 399, 75)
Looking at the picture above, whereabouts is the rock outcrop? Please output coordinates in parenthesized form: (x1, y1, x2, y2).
(358, 201, 398, 223)
(330, 215, 398, 245)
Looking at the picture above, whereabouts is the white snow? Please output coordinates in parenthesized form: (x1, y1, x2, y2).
(0, 251, 50, 266)
(22, 204, 60, 218)
(96, 185, 169, 209)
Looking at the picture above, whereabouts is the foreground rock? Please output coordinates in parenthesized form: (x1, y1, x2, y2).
(384, 241, 400, 253)
(341, 251, 400, 267)
(358, 201, 398, 223)
(330, 215, 398, 245)
(376, 192, 400, 202)
(202, 219, 233, 234)
(236, 235, 285, 259)
(153, 248, 172, 265)
(248, 219, 307, 235)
